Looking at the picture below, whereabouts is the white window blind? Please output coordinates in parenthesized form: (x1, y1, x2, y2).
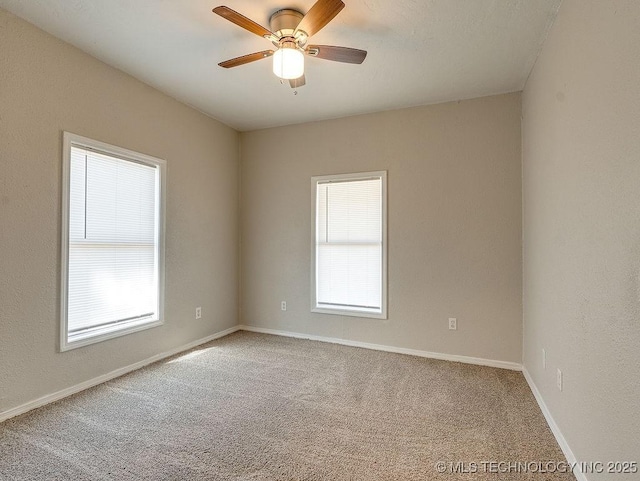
(313, 173, 386, 318)
(61, 133, 164, 350)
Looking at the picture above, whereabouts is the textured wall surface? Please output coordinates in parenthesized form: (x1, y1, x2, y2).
(522, 0, 640, 477)
(241, 93, 522, 363)
(0, 9, 239, 412)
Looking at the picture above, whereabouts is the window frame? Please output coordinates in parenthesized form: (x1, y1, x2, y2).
(60, 132, 166, 352)
(310, 170, 388, 319)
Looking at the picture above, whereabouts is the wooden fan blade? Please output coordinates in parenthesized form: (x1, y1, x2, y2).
(307, 45, 367, 64)
(294, 0, 345, 38)
(219, 50, 274, 68)
(289, 75, 306, 88)
(213, 6, 274, 39)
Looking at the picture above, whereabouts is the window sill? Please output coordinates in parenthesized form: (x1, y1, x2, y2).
(312, 306, 387, 320)
(60, 318, 164, 352)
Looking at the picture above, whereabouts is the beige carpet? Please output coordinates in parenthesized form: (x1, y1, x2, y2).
(0, 331, 575, 480)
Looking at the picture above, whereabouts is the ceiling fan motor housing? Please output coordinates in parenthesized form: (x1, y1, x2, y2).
(270, 9, 304, 38)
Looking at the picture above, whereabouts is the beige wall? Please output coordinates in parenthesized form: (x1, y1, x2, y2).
(241, 93, 522, 363)
(523, 0, 640, 475)
(0, 9, 239, 412)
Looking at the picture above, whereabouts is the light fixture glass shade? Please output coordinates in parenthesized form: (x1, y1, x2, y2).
(273, 47, 304, 80)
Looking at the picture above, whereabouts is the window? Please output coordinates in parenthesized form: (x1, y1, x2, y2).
(60, 132, 166, 351)
(311, 171, 387, 319)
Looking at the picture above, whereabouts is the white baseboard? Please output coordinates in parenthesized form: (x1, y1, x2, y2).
(0, 325, 241, 423)
(523, 367, 587, 481)
(238, 325, 522, 371)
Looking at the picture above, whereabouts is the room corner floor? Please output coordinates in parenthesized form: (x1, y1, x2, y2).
(0, 331, 574, 480)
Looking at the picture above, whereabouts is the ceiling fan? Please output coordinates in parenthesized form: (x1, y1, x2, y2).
(213, 0, 367, 88)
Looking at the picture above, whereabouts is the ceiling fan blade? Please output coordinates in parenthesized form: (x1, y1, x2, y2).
(219, 50, 274, 68)
(294, 0, 345, 38)
(307, 45, 367, 64)
(213, 6, 274, 39)
(289, 75, 306, 88)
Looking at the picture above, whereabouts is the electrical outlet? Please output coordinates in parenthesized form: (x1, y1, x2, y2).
(448, 318, 457, 330)
(195, 307, 202, 319)
(281, 301, 287, 311)
(556, 368, 563, 391)
(542, 348, 546, 370)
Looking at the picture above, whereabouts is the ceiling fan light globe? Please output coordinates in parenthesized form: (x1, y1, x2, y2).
(273, 47, 304, 80)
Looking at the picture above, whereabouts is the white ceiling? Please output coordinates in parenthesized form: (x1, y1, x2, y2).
(0, 0, 562, 131)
